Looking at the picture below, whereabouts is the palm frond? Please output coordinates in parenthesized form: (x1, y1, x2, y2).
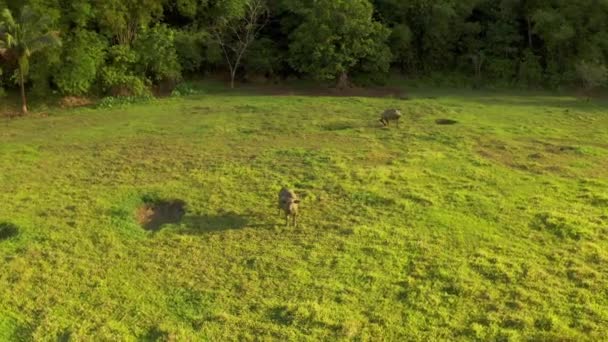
(0, 8, 16, 29)
(0, 32, 16, 49)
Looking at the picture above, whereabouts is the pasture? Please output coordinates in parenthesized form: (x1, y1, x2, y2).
(0, 87, 607, 340)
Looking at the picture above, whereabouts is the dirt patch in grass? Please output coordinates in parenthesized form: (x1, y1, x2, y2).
(136, 199, 186, 231)
(436, 119, 459, 125)
(58, 96, 94, 109)
(0, 110, 21, 119)
(0, 223, 19, 241)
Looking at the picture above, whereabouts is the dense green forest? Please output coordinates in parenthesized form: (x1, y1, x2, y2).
(1, 0, 608, 104)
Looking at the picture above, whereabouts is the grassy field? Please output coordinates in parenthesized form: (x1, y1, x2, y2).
(0, 86, 607, 341)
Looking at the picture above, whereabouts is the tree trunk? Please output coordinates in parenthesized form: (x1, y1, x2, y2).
(527, 17, 533, 49)
(230, 69, 236, 89)
(336, 71, 349, 90)
(19, 69, 28, 115)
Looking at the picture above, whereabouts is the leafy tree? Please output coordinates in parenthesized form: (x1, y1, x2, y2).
(175, 29, 208, 73)
(0, 5, 61, 114)
(134, 25, 182, 84)
(389, 24, 413, 74)
(54, 30, 107, 96)
(518, 49, 543, 87)
(2, 0, 608, 95)
(100, 45, 149, 96)
(95, 0, 165, 45)
(242, 37, 283, 80)
(575, 61, 607, 97)
(286, 0, 391, 88)
(212, 0, 269, 89)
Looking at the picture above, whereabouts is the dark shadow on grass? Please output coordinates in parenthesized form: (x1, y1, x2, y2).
(0, 222, 19, 241)
(179, 212, 272, 234)
(436, 118, 459, 125)
(139, 327, 169, 342)
(268, 306, 295, 326)
(322, 121, 356, 131)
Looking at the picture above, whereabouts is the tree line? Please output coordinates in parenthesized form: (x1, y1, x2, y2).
(1, 0, 607, 110)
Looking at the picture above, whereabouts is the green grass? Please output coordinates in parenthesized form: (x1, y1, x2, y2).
(1, 87, 607, 341)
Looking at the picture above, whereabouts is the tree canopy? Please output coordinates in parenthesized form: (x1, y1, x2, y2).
(0, 5, 61, 112)
(1, 0, 608, 98)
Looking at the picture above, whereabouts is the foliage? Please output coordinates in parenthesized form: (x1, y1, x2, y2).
(518, 50, 543, 88)
(2, 0, 608, 97)
(212, 0, 269, 88)
(100, 45, 149, 96)
(134, 25, 182, 83)
(170, 82, 202, 97)
(0, 5, 61, 112)
(95, 0, 165, 45)
(388, 24, 413, 73)
(96, 94, 154, 108)
(174, 29, 207, 73)
(575, 61, 608, 91)
(242, 37, 283, 78)
(286, 0, 391, 86)
(54, 30, 107, 96)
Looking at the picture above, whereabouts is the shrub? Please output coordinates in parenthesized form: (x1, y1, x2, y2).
(28, 47, 62, 97)
(575, 61, 607, 91)
(545, 60, 576, 89)
(243, 37, 284, 79)
(518, 50, 543, 88)
(486, 58, 516, 86)
(96, 95, 154, 109)
(100, 45, 149, 96)
(54, 30, 107, 96)
(133, 25, 182, 83)
(174, 29, 207, 73)
(170, 82, 201, 97)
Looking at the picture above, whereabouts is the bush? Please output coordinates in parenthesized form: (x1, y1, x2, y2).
(54, 30, 107, 96)
(544, 60, 577, 89)
(518, 50, 543, 88)
(175, 29, 207, 73)
(100, 45, 150, 96)
(170, 82, 201, 97)
(243, 37, 284, 79)
(575, 61, 607, 91)
(486, 58, 516, 86)
(29, 47, 62, 97)
(389, 24, 413, 72)
(96, 95, 154, 109)
(134, 25, 182, 83)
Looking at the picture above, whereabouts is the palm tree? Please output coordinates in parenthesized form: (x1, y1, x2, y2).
(0, 6, 61, 114)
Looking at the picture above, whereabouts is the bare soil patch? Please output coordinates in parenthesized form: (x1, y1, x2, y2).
(58, 96, 94, 109)
(136, 199, 186, 231)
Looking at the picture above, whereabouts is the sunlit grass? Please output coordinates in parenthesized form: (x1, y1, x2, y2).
(0, 88, 607, 340)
